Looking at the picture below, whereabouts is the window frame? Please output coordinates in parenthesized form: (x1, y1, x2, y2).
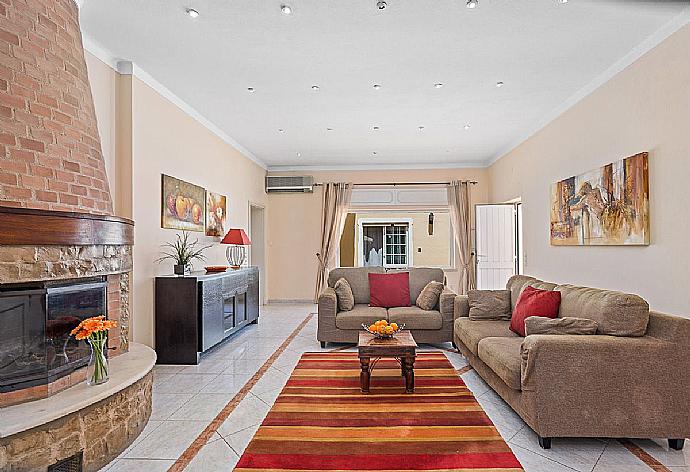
(356, 217, 414, 268)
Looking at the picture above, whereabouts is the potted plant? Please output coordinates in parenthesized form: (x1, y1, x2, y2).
(158, 231, 212, 275)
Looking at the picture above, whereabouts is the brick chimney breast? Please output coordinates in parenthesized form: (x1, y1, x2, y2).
(0, 0, 113, 215)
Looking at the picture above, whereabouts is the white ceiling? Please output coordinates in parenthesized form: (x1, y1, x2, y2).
(79, 0, 690, 170)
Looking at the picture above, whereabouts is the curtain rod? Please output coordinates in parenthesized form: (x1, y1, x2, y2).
(313, 181, 478, 187)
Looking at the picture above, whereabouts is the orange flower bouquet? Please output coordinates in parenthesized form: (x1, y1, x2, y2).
(70, 316, 117, 386)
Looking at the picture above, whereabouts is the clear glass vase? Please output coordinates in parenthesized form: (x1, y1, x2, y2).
(86, 337, 109, 386)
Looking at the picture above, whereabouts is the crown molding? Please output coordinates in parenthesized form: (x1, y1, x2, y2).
(486, 7, 690, 168)
(81, 35, 267, 170)
(267, 161, 487, 172)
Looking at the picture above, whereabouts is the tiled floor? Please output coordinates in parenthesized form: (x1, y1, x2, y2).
(99, 304, 689, 472)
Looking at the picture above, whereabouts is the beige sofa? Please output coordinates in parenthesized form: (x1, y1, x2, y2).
(318, 267, 457, 346)
(453, 275, 690, 450)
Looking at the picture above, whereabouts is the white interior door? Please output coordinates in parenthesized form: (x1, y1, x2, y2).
(475, 204, 517, 290)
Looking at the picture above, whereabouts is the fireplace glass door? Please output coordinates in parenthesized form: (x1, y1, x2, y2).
(0, 279, 107, 392)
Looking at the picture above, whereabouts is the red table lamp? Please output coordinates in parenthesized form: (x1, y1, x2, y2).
(221, 228, 252, 269)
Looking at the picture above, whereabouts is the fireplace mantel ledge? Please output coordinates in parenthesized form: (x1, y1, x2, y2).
(0, 343, 155, 438)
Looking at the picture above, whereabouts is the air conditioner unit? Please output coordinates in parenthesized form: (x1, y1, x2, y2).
(265, 175, 314, 193)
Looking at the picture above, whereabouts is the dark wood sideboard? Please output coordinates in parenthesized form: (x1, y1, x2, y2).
(155, 267, 259, 364)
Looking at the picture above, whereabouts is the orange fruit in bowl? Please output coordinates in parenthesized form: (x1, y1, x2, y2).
(374, 320, 383, 326)
(368, 324, 377, 332)
(379, 320, 388, 327)
(390, 322, 398, 331)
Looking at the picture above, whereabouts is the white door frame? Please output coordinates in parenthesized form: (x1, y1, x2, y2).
(474, 203, 520, 290)
(247, 202, 266, 305)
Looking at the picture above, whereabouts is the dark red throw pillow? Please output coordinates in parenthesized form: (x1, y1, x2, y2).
(369, 272, 411, 308)
(510, 286, 561, 336)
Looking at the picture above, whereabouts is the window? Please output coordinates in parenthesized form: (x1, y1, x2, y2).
(362, 222, 410, 267)
(340, 211, 453, 269)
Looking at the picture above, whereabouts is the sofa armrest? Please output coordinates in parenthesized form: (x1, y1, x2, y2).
(317, 287, 338, 341)
(454, 294, 469, 320)
(520, 334, 690, 437)
(439, 288, 457, 324)
(318, 287, 337, 318)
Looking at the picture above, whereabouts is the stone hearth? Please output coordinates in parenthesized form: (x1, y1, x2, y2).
(0, 344, 155, 472)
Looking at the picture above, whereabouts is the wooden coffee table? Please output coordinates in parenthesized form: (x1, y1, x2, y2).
(358, 331, 417, 394)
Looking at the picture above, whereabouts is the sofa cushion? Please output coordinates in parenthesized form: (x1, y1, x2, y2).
(468, 290, 511, 321)
(477, 337, 523, 391)
(388, 268, 444, 305)
(369, 272, 411, 308)
(556, 284, 649, 336)
(388, 306, 443, 330)
(416, 281, 444, 311)
(454, 317, 518, 356)
(510, 286, 561, 336)
(335, 304, 388, 330)
(333, 277, 354, 312)
(328, 267, 385, 304)
(506, 275, 557, 310)
(524, 316, 599, 336)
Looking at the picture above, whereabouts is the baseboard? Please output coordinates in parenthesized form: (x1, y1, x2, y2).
(267, 299, 315, 304)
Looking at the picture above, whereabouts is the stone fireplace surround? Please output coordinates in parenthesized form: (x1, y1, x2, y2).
(0, 207, 151, 472)
(0, 207, 134, 407)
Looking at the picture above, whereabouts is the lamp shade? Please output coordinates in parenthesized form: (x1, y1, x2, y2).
(220, 228, 252, 245)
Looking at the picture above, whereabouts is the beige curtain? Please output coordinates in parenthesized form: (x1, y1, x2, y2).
(448, 180, 475, 295)
(314, 182, 353, 301)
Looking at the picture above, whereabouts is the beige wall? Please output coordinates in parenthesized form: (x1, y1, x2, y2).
(86, 55, 268, 347)
(267, 169, 488, 301)
(130, 77, 268, 346)
(85, 54, 118, 211)
(85, 53, 133, 217)
(488, 23, 690, 318)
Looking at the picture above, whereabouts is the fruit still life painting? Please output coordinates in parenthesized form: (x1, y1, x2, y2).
(162, 174, 206, 232)
(206, 191, 227, 237)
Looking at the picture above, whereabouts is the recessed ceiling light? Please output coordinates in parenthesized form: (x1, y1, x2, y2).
(496, 81, 505, 88)
(247, 87, 255, 93)
(373, 84, 382, 90)
(296, 152, 301, 157)
(558, 0, 568, 3)
(418, 126, 425, 131)
(376, 1, 387, 10)
(464, 124, 471, 130)
(326, 127, 334, 131)
(278, 128, 285, 133)
(280, 4, 292, 15)
(372, 151, 378, 156)
(434, 83, 444, 88)
(373, 126, 380, 130)
(311, 85, 320, 91)
(186, 8, 199, 18)
(466, 0, 478, 8)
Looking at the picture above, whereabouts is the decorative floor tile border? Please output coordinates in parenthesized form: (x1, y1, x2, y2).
(618, 439, 672, 472)
(167, 313, 315, 472)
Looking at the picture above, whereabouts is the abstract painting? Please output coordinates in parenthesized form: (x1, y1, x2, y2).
(206, 192, 227, 237)
(161, 174, 206, 232)
(550, 152, 649, 246)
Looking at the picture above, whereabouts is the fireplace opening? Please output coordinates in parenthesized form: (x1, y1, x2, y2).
(0, 277, 107, 393)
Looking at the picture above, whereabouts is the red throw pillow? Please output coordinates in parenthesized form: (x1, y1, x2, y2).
(510, 286, 561, 336)
(369, 272, 411, 308)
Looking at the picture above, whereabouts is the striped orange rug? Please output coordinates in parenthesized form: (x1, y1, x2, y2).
(234, 351, 524, 471)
